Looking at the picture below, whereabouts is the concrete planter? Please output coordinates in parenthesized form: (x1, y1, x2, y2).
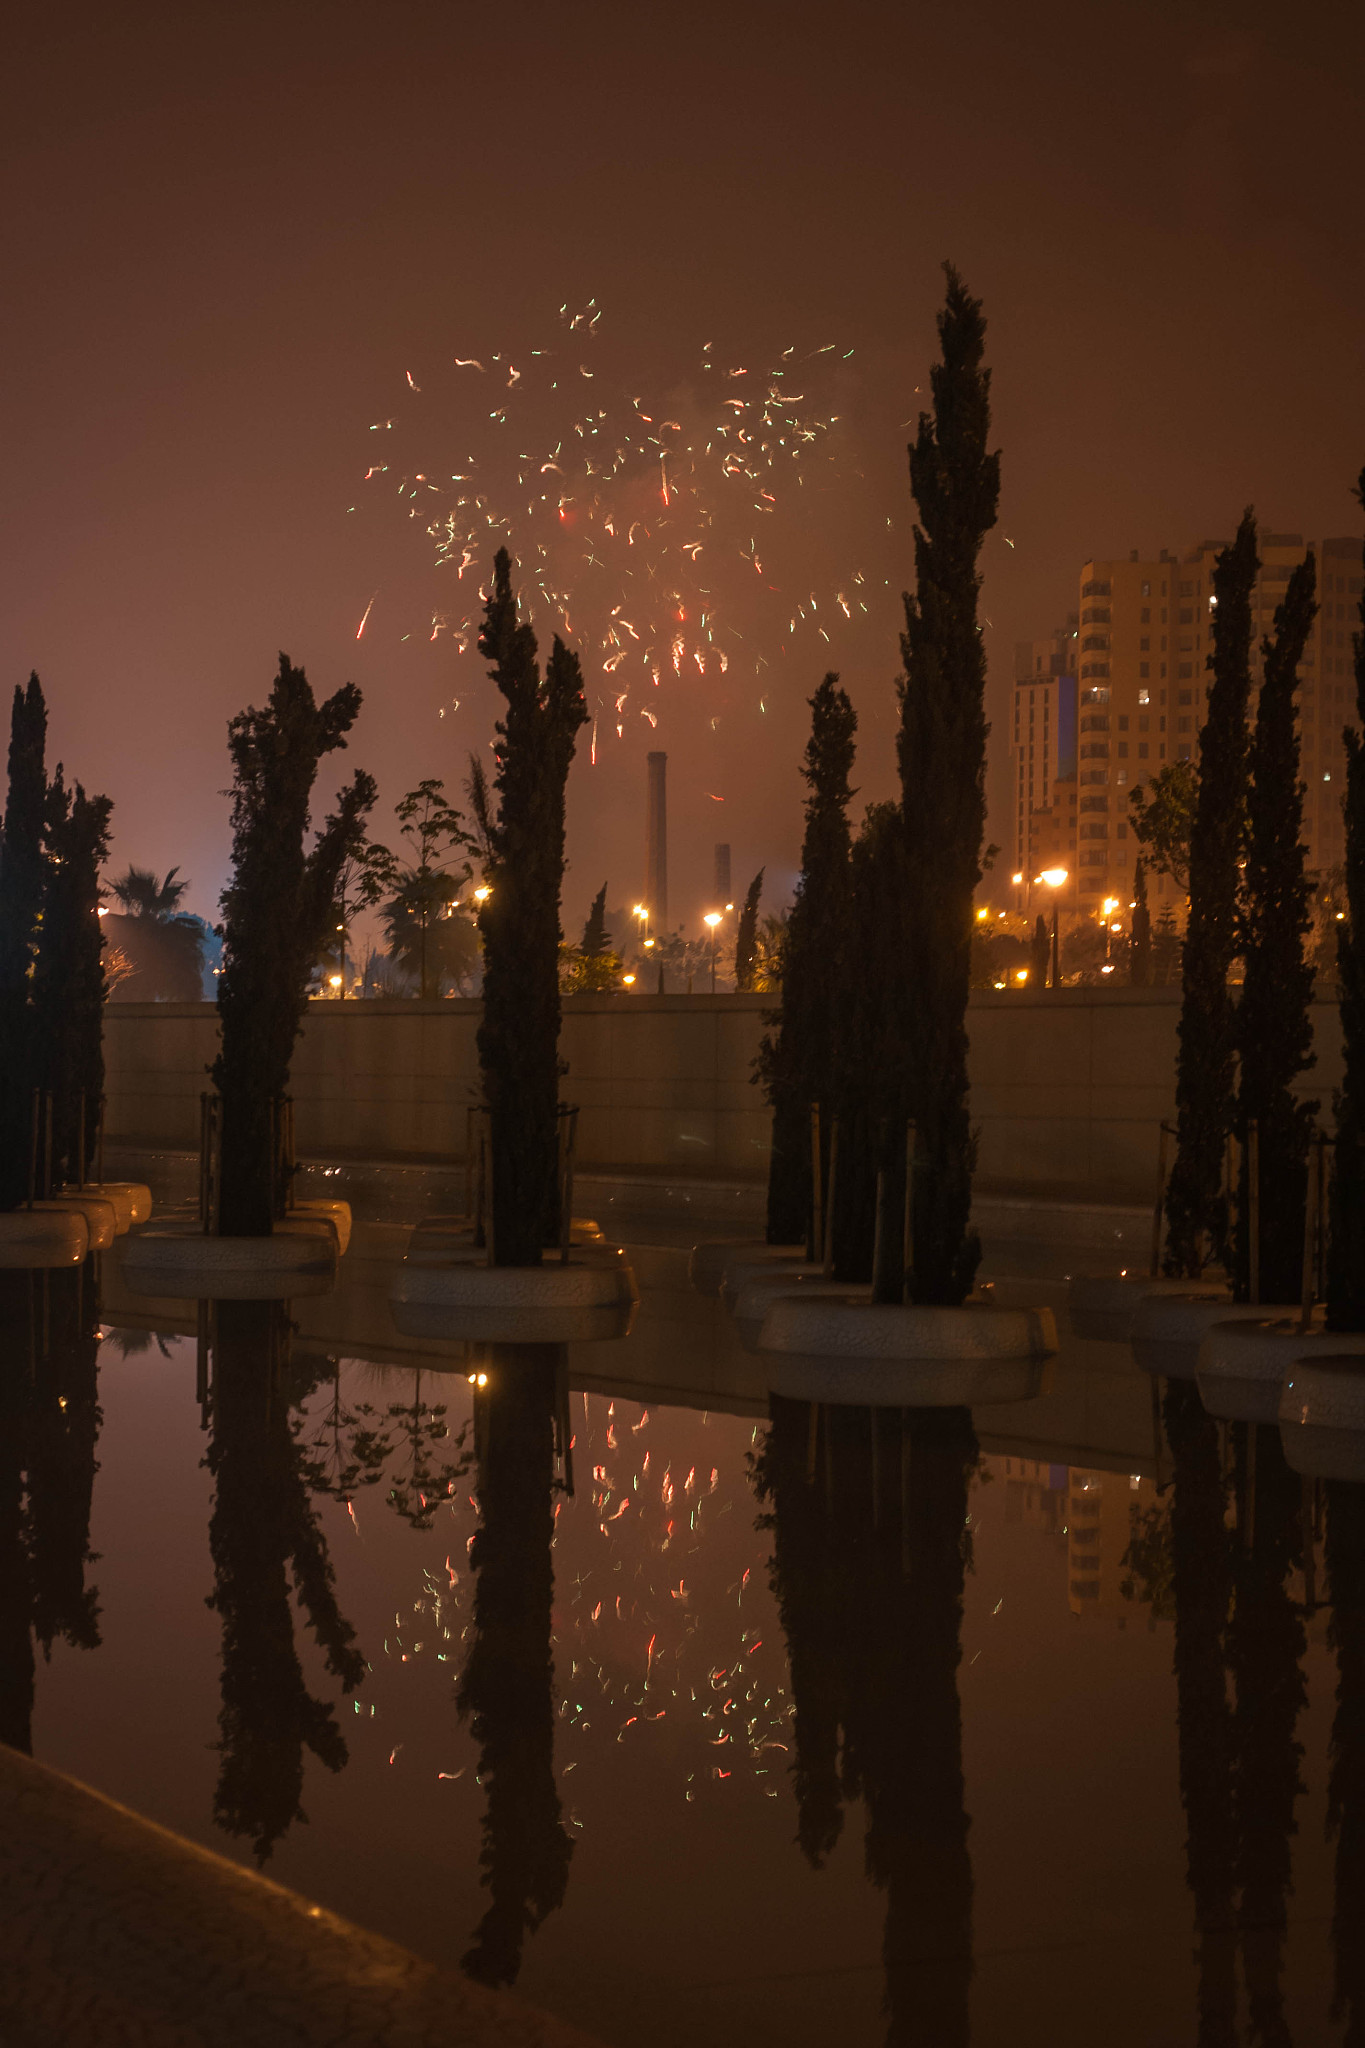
(287, 1199, 352, 1255)
(120, 1225, 338, 1300)
(689, 1240, 806, 1299)
(754, 1296, 1057, 1406)
(1069, 1273, 1227, 1343)
(62, 1182, 152, 1234)
(719, 1251, 817, 1311)
(731, 1274, 869, 1352)
(0, 1207, 88, 1268)
(389, 1254, 638, 1345)
(404, 1216, 604, 1265)
(1279, 1352, 1365, 1480)
(42, 1193, 119, 1251)
(1195, 1315, 1326, 1423)
(1131, 1296, 1294, 1380)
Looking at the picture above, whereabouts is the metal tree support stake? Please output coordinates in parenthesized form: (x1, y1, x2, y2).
(809, 1103, 823, 1263)
(902, 1120, 917, 1305)
(1247, 1117, 1260, 1306)
(821, 1119, 839, 1277)
(1150, 1121, 1173, 1278)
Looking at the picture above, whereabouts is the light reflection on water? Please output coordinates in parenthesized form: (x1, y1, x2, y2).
(0, 1201, 1361, 2046)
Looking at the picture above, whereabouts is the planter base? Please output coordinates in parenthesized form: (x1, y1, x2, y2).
(286, 1200, 352, 1255)
(1278, 1353, 1365, 1481)
(120, 1225, 337, 1300)
(390, 1254, 637, 1345)
(405, 1216, 604, 1265)
(1195, 1314, 1328, 1423)
(0, 1207, 88, 1268)
(1069, 1273, 1226, 1342)
(62, 1182, 152, 1234)
(1132, 1296, 1293, 1380)
(41, 1193, 118, 1252)
(733, 1275, 868, 1352)
(755, 1296, 1056, 1406)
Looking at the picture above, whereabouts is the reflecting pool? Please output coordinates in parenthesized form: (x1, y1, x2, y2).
(1, 1175, 1360, 2046)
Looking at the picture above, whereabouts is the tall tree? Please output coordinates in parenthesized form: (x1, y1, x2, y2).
(471, 551, 588, 1267)
(1325, 1477, 1365, 2040)
(562, 882, 621, 994)
(457, 1347, 573, 1984)
(213, 657, 376, 1237)
(376, 780, 471, 998)
(1327, 480, 1365, 1330)
(580, 884, 609, 959)
(733, 870, 764, 992)
(34, 771, 112, 1191)
(1030, 913, 1051, 987)
(1164, 512, 1259, 1278)
(896, 266, 1000, 1304)
(758, 675, 857, 1250)
(0, 677, 48, 1210)
(1163, 1379, 1238, 2044)
(207, 1301, 365, 1864)
(1235, 554, 1318, 1303)
(1129, 761, 1198, 893)
(106, 863, 204, 1001)
(829, 804, 908, 1283)
(1128, 858, 1152, 987)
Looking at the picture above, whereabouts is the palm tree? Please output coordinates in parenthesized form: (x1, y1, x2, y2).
(106, 864, 205, 1001)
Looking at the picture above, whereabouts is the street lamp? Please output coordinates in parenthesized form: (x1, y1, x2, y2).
(1036, 867, 1068, 989)
(703, 910, 723, 993)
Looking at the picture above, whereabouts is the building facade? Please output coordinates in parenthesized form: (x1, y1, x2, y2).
(1010, 621, 1078, 889)
(1011, 533, 1364, 918)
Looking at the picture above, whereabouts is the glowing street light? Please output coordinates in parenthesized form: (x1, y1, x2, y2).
(703, 909, 723, 993)
(1034, 867, 1068, 990)
(473, 885, 491, 904)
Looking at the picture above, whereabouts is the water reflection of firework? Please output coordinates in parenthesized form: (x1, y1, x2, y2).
(354, 303, 888, 758)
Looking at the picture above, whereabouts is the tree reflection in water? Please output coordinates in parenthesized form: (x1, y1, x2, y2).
(0, 1263, 103, 1756)
(205, 1299, 365, 1864)
(755, 1397, 977, 2047)
(458, 1344, 574, 1987)
(1325, 1476, 1365, 2045)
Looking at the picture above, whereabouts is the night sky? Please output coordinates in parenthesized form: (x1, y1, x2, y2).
(6, 0, 1364, 939)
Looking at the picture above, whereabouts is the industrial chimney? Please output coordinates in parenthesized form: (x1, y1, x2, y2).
(714, 842, 731, 905)
(645, 751, 668, 929)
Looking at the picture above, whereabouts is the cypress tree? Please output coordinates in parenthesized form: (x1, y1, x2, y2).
(1129, 858, 1152, 987)
(1164, 512, 1259, 1279)
(1235, 555, 1318, 1302)
(1029, 914, 1050, 987)
(213, 658, 376, 1237)
(896, 267, 1000, 1305)
(472, 550, 588, 1267)
(34, 771, 112, 1192)
(733, 869, 764, 992)
(758, 675, 857, 1251)
(1327, 480, 1365, 1330)
(1324, 1478, 1365, 2037)
(0, 677, 48, 1210)
(580, 884, 609, 958)
(457, 1346, 573, 1984)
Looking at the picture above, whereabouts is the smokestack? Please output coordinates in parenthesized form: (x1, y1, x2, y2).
(646, 751, 668, 928)
(714, 842, 731, 905)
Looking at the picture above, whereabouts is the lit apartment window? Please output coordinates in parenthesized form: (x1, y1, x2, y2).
(1138, 688, 1150, 706)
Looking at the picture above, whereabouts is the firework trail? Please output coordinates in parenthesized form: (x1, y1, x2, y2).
(354, 302, 888, 756)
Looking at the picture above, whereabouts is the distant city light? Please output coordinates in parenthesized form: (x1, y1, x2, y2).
(623, 972, 637, 985)
(1014, 968, 1029, 983)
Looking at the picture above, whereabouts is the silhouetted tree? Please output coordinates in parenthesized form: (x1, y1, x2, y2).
(580, 883, 609, 959)
(1324, 1476, 1365, 2042)
(0, 677, 48, 1210)
(1235, 554, 1318, 1304)
(34, 771, 112, 1190)
(212, 657, 376, 1236)
(470, 551, 588, 1266)
(1229, 1425, 1306, 2047)
(206, 1300, 365, 1864)
(0, 1263, 104, 1755)
(458, 1346, 573, 1984)
(733, 869, 764, 992)
(1130, 761, 1198, 893)
(1328, 482, 1365, 1331)
(376, 780, 472, 998)
(1165, 513, 1259, 1278)
(758, 674, 857, 1250)
(1029, 914, 1051, 987)
(1129, 859, 1152, 987)
(106, 863, 205, 999)
(896, 267, 1000, 1305)
(754, 1400, 977, 2045)
(1163, 1378, 1238, 2045)
(562, 883, 621, 993)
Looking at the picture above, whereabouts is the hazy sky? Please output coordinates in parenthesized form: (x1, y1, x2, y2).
(5, 0, 1363, 941)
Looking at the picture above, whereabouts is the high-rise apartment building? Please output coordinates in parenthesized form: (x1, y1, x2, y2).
(1012, 533, 1363, 916)
(1009, 620, 1078, 885)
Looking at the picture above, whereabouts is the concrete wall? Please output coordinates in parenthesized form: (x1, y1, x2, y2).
(102, 986, 1344, 1203)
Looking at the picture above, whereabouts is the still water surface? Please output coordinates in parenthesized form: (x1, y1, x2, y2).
(2, 1184, 1359, 2046)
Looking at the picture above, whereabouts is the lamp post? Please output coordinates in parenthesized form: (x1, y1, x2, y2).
(703, 910, 722, 994)
(1036, 867, 1068, 989)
